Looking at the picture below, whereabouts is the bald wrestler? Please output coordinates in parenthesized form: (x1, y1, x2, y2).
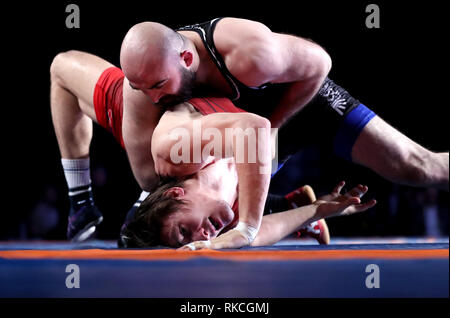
(119, 17, 449, 193)
(50, 51, 330, 244)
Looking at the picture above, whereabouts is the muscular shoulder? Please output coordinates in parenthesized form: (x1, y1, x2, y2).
(214, 18, 284, 86)
(214, 18, 273, 45)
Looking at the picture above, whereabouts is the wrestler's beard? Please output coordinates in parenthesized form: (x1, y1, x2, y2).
(156, 68, 196, 108)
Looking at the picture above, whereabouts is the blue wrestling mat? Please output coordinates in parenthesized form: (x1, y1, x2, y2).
(0, 238, 448, 298)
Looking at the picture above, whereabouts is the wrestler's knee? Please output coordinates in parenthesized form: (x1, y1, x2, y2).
(50, 51, 70, 83)
(50, 50, 84, 82)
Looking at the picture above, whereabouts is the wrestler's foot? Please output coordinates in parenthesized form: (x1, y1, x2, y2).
(117, 204, 139, 248)
(285, 185, 331, 245)
(67, 191, 103, 243)
(285, 185, 316, 208)
(118, 191, 150, 248)
(294, 219, 331, 245)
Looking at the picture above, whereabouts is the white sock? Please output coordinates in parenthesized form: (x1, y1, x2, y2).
(61, 158, 91, 195)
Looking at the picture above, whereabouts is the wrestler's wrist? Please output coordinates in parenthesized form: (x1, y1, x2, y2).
(304, 201, 324, 223)
(234, 221, 259, 244)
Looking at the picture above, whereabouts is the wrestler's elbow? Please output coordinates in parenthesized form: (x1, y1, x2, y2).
(135, 169, 158, 192)
(234, 113, 271, 131)
(306, 45, 333, 81)
(317, 48, 332, 78)
(128, 152, 159, 191)
(301, 45, 331, 81)
(303, 42, 332, 82)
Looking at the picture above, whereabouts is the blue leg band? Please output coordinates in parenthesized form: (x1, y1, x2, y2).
(333, 104, 376, 161)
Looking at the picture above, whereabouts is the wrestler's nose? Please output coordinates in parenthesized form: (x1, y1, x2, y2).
(193, 227, 209, 241)
(146, 90, 163, 103)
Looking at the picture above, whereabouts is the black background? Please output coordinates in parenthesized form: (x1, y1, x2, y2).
(1, 0, 448, 240)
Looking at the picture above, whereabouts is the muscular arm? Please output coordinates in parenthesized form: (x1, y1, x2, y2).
(122, 78, 163, 191)
(252, 203, 318, 246)
(265, 33, 331, 128)
(220, 18, 332, 128)
(153, 104, 272, 245)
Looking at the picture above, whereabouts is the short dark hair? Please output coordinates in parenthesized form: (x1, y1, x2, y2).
(120, 176, 187, 248)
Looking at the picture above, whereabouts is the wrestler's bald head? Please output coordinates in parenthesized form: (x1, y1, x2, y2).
(120, 22, 198, 107)
(120, 22, 184, 81)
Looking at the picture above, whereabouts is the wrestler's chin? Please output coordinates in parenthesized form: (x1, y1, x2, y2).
(217, 201, 235, 229)
(157, 91, 193, 108)
(156, 97, 180, 108)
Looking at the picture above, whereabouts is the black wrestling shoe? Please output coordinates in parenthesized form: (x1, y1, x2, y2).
(117, 203, 139, 248)
(67, 191, 103, 243)
(117, 190, 151, 247)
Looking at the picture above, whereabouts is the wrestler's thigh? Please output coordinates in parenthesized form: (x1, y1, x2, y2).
(52, 50, 114, 119)
(351, 116, 422, 172)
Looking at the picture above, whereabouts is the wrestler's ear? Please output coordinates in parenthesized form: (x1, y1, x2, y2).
(180, 50, 193, 67)
(164, 187, 185, 198)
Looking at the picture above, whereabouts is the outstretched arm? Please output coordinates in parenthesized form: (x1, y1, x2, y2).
(251, 182, 377, 246)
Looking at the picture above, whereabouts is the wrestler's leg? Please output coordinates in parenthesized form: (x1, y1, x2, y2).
(50, 50, 114, 241)
(50, 50, 114, 158)
(352, 116, 449, 191)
